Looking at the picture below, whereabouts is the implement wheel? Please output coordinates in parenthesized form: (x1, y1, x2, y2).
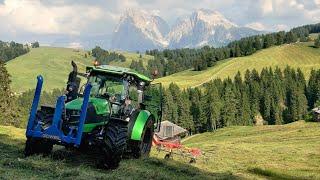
(102, 121, 128, 169)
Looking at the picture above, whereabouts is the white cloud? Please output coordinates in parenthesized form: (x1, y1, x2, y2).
(0, 0, 107, 35)
(67, 42, 83, 49)
(245, 22, 289, 32)
(273, 24, 289, 31)
(245, 22, 267, 31)
(261, 0, 273, 15)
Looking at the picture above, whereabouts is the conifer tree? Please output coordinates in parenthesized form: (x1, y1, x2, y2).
(0, 61, 22, 127)
(165, 84, 179, 124)
(178, 90, 194, 130)
(315, 35, 320, 48)
(221, 81, 237, 127)
(205, 83, 222, 130)
(241, 85, 252, 125)
(306, 69, 320, 108)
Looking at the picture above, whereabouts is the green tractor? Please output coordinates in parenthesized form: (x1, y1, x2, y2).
(24, 62, 162, 169)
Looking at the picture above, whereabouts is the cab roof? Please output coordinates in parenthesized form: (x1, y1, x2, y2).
(86, 65, 152, 83)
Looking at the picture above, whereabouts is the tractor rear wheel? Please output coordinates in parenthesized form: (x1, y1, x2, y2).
(102, 121, 127, 169)
(24, 137, 53, 157)
(130, 118, 154, 158)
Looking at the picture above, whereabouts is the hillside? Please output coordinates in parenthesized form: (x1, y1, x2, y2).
(0, 121, 319, 179)
(108, 51, 153, 68)
(156, 42, 320, 88)
(5, 47, 93, 93)
(5, 47, 152, 93)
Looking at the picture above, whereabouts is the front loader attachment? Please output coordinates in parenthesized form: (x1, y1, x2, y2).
(26, 75, 92, 146)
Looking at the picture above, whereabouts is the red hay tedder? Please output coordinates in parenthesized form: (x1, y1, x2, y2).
(152, 134, 211, 163)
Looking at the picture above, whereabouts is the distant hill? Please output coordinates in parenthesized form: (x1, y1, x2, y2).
(156, 42, 320, 88)
(5, 47, 152, 93)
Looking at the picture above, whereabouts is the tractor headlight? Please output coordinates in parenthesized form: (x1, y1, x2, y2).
(125, 117, 130, 122)
(139, 81, 145, 86)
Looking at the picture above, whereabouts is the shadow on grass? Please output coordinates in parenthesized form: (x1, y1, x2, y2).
(0, 134, 239, 179)
(0, 134, 24, 158)
(51, 148, 239, 179)
(308, 45, 319, 49)
(248, 167, 306, 180)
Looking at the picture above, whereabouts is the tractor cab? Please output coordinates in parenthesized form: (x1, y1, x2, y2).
(64, 65, 159, 128)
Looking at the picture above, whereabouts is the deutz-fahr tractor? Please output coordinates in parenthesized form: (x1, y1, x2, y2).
(24, 62, 162, 169)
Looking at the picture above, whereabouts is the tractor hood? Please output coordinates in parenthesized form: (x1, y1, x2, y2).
(65, 97, 110, 115)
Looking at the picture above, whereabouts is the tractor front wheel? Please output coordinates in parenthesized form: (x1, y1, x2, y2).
(102, 121, 127, 169)
(24, 137, 53, 157)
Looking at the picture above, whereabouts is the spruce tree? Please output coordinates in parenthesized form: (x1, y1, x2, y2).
(0, 61, 22, 127)
(307, 69, 319, 108)
(205, 83, 222, 130)
(315, 35, 320, 48)
(164, 85, 179, 124)
(178, 91, 194, 131)
(241, 85, 252, 125)
(221, 81, 237, 127)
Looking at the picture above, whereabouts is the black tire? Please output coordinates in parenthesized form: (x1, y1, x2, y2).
(102, 121, 128, 169)
(130, 118, 154, 158)
(24, 137, 53, 157)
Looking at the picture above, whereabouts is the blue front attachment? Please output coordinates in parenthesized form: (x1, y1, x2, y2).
(26, 76, 92, 146)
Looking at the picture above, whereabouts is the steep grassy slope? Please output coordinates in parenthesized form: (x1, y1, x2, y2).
(6, 47, 93, 93)
(156, 43, 320, 88)
(0, 121, 319, 179)
(5, 47, 153, 93)
(183, 121, 320, 179)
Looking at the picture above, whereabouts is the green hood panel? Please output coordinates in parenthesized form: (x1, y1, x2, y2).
(66, 97, 110, 115)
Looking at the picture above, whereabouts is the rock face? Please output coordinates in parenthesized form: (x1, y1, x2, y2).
(167, 9, 260, 48)
(111, 9, 261, 51)
(111, 9, 169, 52)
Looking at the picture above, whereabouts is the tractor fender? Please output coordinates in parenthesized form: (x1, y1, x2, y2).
(128, 110, 153, 141)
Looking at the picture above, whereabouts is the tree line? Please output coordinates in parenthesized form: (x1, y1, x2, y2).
(141, 23, 320, 76)
(0, 41, 30, 62)
(92, 46, 126, 64)
(162, 67, 320, 133)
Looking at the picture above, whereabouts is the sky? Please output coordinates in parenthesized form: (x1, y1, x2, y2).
(0, 0, 319, 47)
